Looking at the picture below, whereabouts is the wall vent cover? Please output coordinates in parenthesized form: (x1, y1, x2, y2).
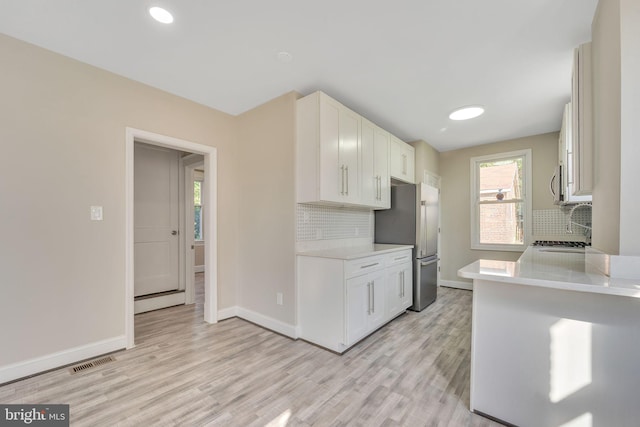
(69, 355, 116, 374)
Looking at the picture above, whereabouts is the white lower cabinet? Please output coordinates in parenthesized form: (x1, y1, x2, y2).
(298, 248, 413, 353)
(386, 261, 413, 319)
(346, 271, 386, 346)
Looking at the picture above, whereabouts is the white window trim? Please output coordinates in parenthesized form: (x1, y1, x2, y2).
(470, 149, 532, 251)
(194, 177, 204, 243)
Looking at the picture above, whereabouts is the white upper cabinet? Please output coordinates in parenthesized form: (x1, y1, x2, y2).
(571, 42, 593, 195)
(559, 102, 591, 204)
(360, 118, 390, 209)
(297, 91, 395, 209)
(390, 135, 415, 183)
(298, 92, 360, 205)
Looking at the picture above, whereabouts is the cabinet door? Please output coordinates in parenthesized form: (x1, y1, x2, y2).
(398, 262, 413, 310)
(390, 136, 415, 184)
(318, 95, 342, 203)
(346, 275, 370, 345)
(319, 95, 360, 204)
(360, 119, 377, 207)
(339, 107, 360, 204)
(386, 265, 403, 318)
(368, 272, 386, 329)
(373, 127, 390, 209)
(361, 120, 390, 209)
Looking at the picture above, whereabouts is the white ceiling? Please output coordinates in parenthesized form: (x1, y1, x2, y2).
(0, 0, 598, 151)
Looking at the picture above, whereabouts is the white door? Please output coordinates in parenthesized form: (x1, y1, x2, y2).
(134, 143, 180, 297)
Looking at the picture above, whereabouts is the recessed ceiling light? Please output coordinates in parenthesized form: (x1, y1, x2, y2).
(149, 6, 174, 24)
(276, 51, 293, 63)
(449, 106, 485, 121)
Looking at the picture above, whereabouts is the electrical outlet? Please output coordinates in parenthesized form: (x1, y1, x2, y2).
(90, 206, 103, 221)
(276, 292, 283, 305)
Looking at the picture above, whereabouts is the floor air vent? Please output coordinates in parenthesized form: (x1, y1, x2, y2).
(69, 355, 116, 374)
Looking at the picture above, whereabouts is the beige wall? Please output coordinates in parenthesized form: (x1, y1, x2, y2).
(591, 0, 621, 255)
(617, 0, 640, 255)
(591, 0, 640, 256)
(439, 132, 558, 283)
(235, 92, 298, 326)
(409, 139, 440, 182)
(0, 34, 239, 366)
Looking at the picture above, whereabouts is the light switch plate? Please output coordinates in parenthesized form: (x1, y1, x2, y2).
(90, 206, 103, 221)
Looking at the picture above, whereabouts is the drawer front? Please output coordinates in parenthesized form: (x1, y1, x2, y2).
(345, 256, 385, 278)
(385, 250, 412, 267)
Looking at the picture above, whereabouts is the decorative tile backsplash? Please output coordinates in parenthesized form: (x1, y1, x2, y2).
(533, 207, 591, 238)
(296, 204, 373, 241)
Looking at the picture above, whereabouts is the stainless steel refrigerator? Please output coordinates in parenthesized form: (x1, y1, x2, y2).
(374, 183, 439, 311)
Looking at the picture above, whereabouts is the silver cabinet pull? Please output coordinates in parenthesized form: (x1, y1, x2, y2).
(401, 271, 405, 297)
(398, 271, 403, 297)
(367, 282, 372, 315)
(345, 166, 349, 195)
(371, 281, 375, 314)
(340, 165, 345, 195)
(360, 263, 379, 269)
(402, 154, 407, 175)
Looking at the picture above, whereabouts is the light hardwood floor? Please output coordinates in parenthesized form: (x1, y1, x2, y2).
(0, 274, 502, 426)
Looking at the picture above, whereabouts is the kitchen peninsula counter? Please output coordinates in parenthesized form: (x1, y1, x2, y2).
(459, 246, 640, 427)
(459, 246, 640, 298)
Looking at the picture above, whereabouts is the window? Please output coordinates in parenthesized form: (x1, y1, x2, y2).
(470, 149, 531, 251)
(194, 179, 203, 241)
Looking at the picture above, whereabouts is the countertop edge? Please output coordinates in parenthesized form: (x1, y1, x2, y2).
(297, 244, 414, 260)
(458, 261, 640, 299)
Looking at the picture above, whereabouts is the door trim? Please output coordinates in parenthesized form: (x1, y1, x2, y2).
(183, 155, 205, 305)
(125, 128, 218, 349)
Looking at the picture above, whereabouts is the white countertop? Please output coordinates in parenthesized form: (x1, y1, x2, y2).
(458, 246, 640, 298)
(297, 244, 413, 260)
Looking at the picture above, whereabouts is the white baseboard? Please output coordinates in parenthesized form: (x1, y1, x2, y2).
(218, 305, 297, 339)
(134, 292, 185, 314)
(440, 279, 473, 291)
(217, 306, 238, 321)
(194, 265, 205, 273)
(0, 335, 126, 385)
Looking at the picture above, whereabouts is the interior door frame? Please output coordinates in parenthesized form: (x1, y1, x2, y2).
(182, 155, 205, 305)
(125, 127, 218, 349)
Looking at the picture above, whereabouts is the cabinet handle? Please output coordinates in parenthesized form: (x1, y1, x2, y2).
(398, 271, 403, 297)
(340, 165, 345, 195)
(371, 281, 375, 314)
(360, 262, 379, 269)
(345, 166, 349, 195)
(401, 271, 405, 297)
(377, 176, 381, 200)
(402, 154, 407, 175)
(367, 282, 372, 315)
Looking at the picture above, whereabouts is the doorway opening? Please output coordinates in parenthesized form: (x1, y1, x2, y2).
(125, 128, 218, 349)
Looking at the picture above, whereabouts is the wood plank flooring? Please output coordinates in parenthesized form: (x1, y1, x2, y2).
(0, 274, 502, 426)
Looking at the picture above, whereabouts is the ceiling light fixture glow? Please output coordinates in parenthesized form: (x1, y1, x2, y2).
(276, 51, 293, 63)
(449, 106, 485, 121)
(149, 7, 174, 24)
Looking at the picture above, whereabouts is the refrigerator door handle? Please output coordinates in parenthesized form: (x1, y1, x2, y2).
(420, 258, 439, 267)
(419, 201, 428, 257)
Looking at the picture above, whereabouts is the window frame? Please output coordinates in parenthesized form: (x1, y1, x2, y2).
(470, 149, 532, 251)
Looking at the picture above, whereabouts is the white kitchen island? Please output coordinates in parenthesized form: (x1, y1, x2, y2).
(459, 247, 640, 427)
